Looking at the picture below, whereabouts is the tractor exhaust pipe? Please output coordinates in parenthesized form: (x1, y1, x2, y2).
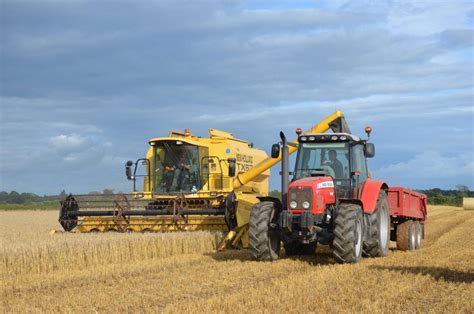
(280, 131, 289, 210)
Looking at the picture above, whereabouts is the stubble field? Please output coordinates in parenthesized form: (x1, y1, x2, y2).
(1, 205, 473, 313)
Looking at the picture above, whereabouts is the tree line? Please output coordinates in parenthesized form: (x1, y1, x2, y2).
(0, 189, 118, 204)
(0, 186, 472, 206)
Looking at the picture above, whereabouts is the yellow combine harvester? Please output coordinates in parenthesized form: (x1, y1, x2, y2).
(59, 111, 350, 247)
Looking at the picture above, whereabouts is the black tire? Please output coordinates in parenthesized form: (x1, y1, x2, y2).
(396, 220, 416, 251)
(284, 241, 317, 256)
(363, 191, 390, 257)
(224, 192, 238, 230)
(414, 221, 422, 249)
(248, 202, 281, 261)
(332, 203, 364, 264)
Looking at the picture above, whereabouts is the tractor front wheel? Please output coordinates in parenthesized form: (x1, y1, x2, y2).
(249, 202, 281, 261)
(332, 203, 364, 264)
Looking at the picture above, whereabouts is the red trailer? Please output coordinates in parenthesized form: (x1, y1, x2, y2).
(387, 187, 427, 251)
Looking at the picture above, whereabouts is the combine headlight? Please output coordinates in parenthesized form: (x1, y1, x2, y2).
(331, 135, 338, 140)
(302, 201, 311, 209)
(300, 136, 307, 142)
(308, 136, 315, 141)
(290, 201, 297, 209)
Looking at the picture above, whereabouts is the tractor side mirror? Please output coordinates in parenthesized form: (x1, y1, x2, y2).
(227, 158, 236, 177)
(125, 160, 134, 180)
(271, 143, 280, 158)
(365, 143, 375, 158)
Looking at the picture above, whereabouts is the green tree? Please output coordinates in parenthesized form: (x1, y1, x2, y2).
(103, 188, 114, 195)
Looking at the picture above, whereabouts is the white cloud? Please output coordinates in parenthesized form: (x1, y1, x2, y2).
(375, 151, 474, 188)
(46, 133, 111, 165)
(49, 134, 85, 150)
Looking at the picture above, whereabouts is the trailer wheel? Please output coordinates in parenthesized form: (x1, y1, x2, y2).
(396, 220, 416, 251)
(284, 241, 317, 256)
(363, 191, 390, 257)
(332, 203, 363, 264)
(249, 202, 281, 261)
(414, 221, 422, 249)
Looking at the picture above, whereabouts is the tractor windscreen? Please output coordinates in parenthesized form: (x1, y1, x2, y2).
(152, 141, 207, 194)
(294, 142, 349, 180)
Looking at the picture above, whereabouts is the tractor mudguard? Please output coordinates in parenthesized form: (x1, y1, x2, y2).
(359, 179, 388, 214)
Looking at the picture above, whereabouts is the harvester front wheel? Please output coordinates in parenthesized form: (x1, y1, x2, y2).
(363, 191, 390, 257)
(332, 203, 363, 264)
(396, 220, 416, 251)
(284, 241, 317, 256)
(249, 202, 280, 261)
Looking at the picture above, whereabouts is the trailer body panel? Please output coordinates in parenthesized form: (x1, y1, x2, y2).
(387, 187, 427, 221)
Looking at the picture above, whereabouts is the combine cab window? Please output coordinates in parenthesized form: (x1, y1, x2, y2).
(153, 141, 207, 193)
(294, 142, 349, 180)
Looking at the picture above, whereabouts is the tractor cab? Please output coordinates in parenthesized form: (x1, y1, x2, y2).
(293, 133, 375, 200)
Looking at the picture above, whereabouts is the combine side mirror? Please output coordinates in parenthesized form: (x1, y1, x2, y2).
(125, 160, 134, 180)
(365, 143, 375, 158)
(227, 158, 236, 177)
(271, 143, 280, 158)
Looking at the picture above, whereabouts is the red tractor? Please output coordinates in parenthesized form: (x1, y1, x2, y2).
(249, 123, 427, 263)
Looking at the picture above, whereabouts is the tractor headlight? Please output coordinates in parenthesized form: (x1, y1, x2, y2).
(290, 201, 297, 209)
(302, 201, 311, 209)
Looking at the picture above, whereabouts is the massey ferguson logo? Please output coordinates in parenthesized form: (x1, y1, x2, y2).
(317, 181, 334, 189)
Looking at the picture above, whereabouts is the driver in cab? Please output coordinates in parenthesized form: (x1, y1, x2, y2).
(326, 149, 343, 178)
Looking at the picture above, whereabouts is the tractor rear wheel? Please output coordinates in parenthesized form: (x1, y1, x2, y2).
(396, 220, 416, 251)
(363, 191, 390, 257)
(332, 203, 363, 264)
(284, 241, 317, 256)
(248, 202, 281, 261)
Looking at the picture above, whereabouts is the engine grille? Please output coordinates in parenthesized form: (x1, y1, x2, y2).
(288, 187, 312, 210)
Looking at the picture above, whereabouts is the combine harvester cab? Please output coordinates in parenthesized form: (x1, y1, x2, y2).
(59, 111, 352, 248)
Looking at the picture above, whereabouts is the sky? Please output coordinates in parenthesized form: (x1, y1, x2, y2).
(0, 0, 473, 195)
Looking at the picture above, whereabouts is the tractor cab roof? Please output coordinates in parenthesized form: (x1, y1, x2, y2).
(298, 133, 363, 143)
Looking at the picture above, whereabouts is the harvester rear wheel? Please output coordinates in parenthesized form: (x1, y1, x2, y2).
(249, 202, 280, 261)
(332, 203, 363, 264)
(396, 220, 416, 251)
(363, 191, 390, 257)
(284, 241, 317, 256)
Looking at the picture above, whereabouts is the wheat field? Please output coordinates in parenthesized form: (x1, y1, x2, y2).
(1, 206, 473, 313)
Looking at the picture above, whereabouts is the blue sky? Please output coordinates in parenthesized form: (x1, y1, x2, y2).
(1, 0, 473, 195)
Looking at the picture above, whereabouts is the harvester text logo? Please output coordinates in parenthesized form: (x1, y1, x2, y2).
(236, 154, 253, 172)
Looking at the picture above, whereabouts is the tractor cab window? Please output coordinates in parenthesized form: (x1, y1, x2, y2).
(351, 144, 368, 182)
(153, 141, 205, 193)
(294, 142, 350, 180)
